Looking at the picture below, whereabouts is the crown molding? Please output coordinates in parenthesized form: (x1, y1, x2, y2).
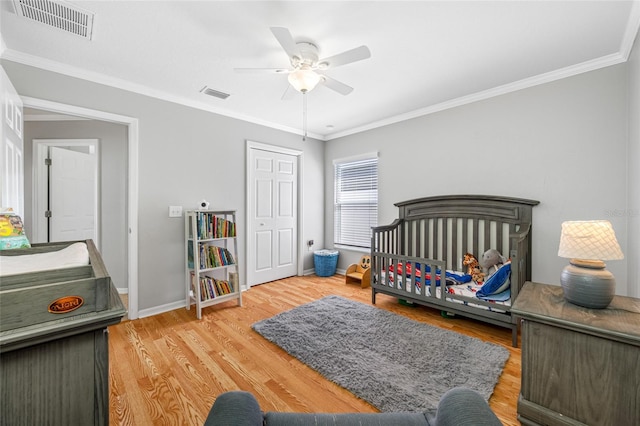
(325, 51, 629, 141)
(0, 49, 325, 141)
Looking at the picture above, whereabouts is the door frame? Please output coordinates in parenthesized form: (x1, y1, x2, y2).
(32, 139, 100, 246)
(22, 96, 140, 320)
(245, 140, 304, 288)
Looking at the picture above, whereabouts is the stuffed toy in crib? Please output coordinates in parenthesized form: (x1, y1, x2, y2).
(463, 253, 485, 283)
(481, 249, 507, 277)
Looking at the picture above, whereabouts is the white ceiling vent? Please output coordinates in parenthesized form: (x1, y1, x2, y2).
(13, 0, 95, 40)
(200, 86, 230, 100)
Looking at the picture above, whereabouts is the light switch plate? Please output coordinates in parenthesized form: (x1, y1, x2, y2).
(169, 205, 183, 217)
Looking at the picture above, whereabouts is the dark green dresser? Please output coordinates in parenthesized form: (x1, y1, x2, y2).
(0, 241, 126, 426)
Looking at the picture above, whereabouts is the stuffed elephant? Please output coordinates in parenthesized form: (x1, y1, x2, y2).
(481, 249, 506, 277)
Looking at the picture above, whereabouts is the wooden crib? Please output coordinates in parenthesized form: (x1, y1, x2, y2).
(371, 195, 539, 347)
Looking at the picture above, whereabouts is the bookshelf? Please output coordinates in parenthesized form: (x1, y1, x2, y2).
(185, 210, 242, 319)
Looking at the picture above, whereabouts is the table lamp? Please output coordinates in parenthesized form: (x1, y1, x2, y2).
(557, 220, 624, 308)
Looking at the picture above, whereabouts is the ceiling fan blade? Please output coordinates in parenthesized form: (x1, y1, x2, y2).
(234, 67, 290, 74)
(320, 75, 354, 96)
(270, 27, 302, 60)
(319, 45, 371, 69)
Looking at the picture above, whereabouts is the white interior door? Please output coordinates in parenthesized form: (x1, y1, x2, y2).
(248, 147, 298, 286)
(50, 146, 97, 242)
(1, 68, 24, 216)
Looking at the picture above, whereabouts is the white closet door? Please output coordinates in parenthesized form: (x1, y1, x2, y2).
(248, 148, 298, 285)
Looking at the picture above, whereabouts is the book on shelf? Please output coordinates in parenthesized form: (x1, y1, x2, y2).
(197, 245, 236, 269)
(191, 272, 236, 301)
(195, 212, 237, 239)
(212, 246, 222, 267)
(206, 277, 215, 300)
(187, 244, 194, 269)
(229, 272, 238, 292)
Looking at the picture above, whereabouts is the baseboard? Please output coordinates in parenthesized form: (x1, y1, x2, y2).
(137, 300, 186, 319)
(303, 268, 346, 276)
(137, 288, 249, 319)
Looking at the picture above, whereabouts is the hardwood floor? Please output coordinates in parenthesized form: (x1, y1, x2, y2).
(109, 275, 521, 425)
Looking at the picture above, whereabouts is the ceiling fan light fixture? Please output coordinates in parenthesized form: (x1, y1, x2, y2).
(288, 67, 321, 93)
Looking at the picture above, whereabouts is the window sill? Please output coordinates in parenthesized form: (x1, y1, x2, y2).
(334, 245, 370, 254)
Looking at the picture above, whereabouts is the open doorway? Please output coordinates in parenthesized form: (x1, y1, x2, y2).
(22, 97, 140, 320)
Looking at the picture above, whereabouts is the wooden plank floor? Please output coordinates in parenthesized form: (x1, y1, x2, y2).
(109, 275, 521, 425)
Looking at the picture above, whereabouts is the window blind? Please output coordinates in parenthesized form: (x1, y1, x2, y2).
(334, 156, 378, 249)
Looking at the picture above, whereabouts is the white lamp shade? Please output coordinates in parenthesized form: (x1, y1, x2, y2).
(558, 220, 624, 261)
(288, 67, 321, 93)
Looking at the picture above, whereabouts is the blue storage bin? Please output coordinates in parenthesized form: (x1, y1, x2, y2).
(314, 250, 339, 277)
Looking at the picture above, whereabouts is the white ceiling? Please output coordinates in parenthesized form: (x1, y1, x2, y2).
(2, 1, 639, 140)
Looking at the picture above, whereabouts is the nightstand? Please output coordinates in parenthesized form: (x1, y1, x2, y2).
(512, 281, 640, 426)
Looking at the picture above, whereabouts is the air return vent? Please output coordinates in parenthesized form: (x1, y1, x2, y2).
(13, 0, 95, 40)
(200, 86, 230, 100)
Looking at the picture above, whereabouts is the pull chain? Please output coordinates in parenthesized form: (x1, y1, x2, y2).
(302, 91, 308, 141)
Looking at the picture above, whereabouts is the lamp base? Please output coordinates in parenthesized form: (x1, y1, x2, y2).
(560, 262, 615, 309)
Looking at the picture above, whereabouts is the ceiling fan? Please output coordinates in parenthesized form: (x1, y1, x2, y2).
(235, 27, 371, 96)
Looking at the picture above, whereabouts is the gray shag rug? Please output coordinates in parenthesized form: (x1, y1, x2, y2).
(252, 295, 509, 412)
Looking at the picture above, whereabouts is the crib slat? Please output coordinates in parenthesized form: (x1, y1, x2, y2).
(414, 220, 419, 258)
(427, 220, 432, 260)
(472, 219, 479, 255)
(450, 218, 457, 270)
(461, 218, 468, 267)
(442, 218, 448, 264)
(484, 221, 489, 251)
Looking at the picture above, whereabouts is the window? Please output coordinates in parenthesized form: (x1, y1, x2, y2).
(334, 154, 378, 249)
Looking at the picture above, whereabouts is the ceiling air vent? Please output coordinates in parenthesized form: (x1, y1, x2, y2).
(200, 86, 230, 100)
(13, 0, 95, 40)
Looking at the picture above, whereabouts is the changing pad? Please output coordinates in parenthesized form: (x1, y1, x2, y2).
(0, 242, 90, 276)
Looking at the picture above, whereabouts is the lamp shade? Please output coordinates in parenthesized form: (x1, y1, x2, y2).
(288, 66, 321, 93)
(558, 220, 623, 261)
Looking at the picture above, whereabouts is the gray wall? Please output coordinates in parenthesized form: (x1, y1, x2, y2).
(326, 63, 635, 296)
(628, 31, 640, 298)
(4, 45, 638, 309)
(22, 120, 128, 291)
(2, 61, 325, 313)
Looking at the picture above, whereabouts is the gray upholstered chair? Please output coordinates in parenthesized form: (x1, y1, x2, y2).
(204, 387, 503, 426)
